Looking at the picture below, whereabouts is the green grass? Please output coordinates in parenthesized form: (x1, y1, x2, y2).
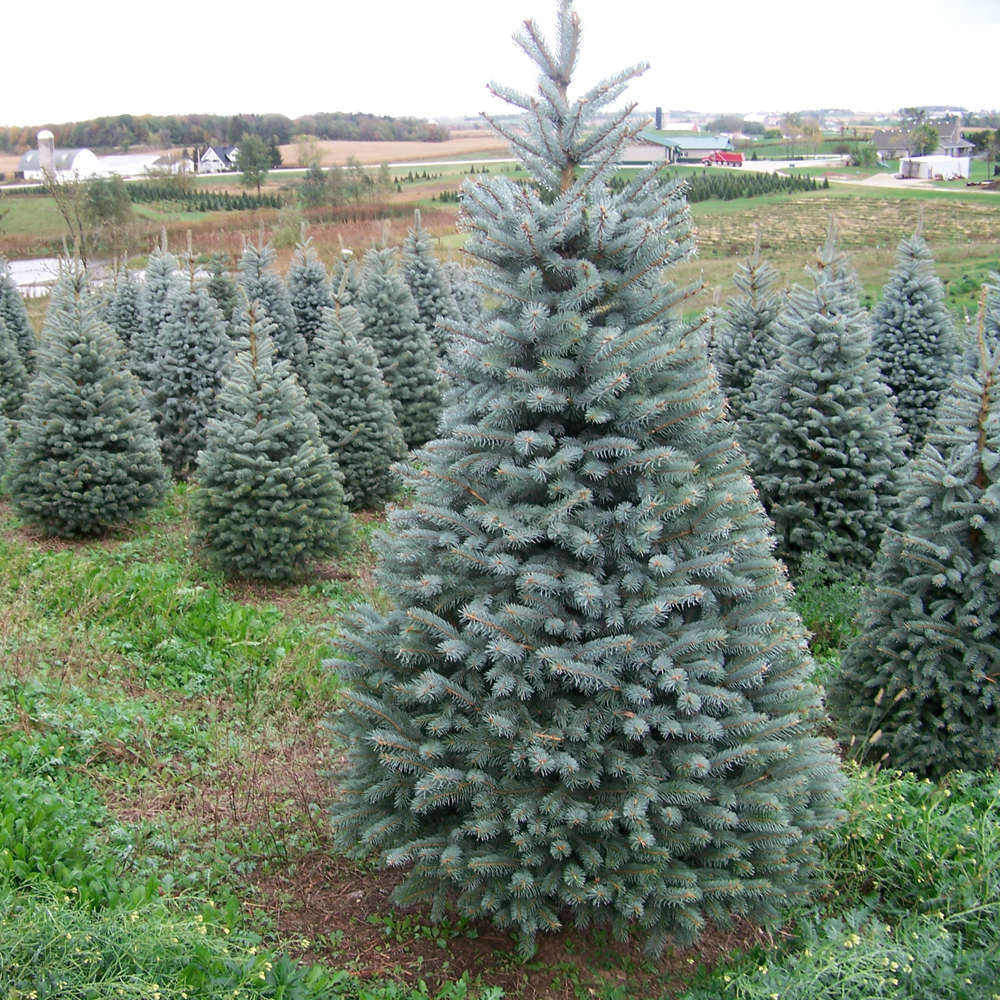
(0, 194, 69, 238)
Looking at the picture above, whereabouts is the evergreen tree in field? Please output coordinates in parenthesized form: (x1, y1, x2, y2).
(402, 210, 462, 353)
(328, 2, 844, 958)
(744, 230, 907, 573)
(191, 302, 352, 580)
(830, 280, 1000, 778)
(237, 236, 310, 385)
(310, 296, 405, 508)
(288, 233, 334, 348)
(7, 279, 167, 537)
(206, 252, 240, 326)
(331, 248, 360, 305)
(871, 232, 958, 447)
(106, 266, 145, 349)
(0, 410, 9, 484)
(0, 255, 38, 373)
(356, 245, 440, 448)
(0, 314, 29, 420)
(134, 233, 181, 382)
(148, 265, 232, 477)
(711, 234, 782, 425)
(444, 259, 484, 329)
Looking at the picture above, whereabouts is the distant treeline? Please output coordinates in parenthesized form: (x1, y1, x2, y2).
(1, 112, 450, 154)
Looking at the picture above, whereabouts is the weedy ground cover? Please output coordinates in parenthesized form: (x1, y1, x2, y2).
(2, 487, 998, 1000)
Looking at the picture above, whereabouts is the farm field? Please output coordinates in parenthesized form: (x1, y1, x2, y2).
(276, 136, 508, 168)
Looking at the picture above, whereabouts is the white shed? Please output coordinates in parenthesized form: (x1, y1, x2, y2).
(899, 155, 970, 180)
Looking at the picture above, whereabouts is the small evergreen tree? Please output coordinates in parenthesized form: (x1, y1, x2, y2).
(205, 252, 240, 326)
(310, 297, 405, 508)
(711, 234, 782, 424)
(0, 255, 38, 373)
(330, 248, 360, 305)
(0, 314, 29, 420)
(0, 409, 9, 484)
(288, 233, 334, 348)
(134, 233, 181, 382)
(444, 260, 483, 330)
(871, 232, 959, 447)
(148, 266, 232, 477)
(744, 229, 907, 573)
(402, 210, 462, 353)
(830, 280, 1000, 778)
(191, 303, 352, 580)
(237, 236, 310, 384)
(7, 277, 167, 537)
(328, 2, 844, 958)
(106, 266, 145, 349)
(356, 245, 440, 447)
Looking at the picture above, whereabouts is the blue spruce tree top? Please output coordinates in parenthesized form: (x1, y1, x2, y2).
(329, 0, 844, 957)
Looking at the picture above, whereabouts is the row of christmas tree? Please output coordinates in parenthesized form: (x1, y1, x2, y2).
(711, 226, 1000, 779)
(0, 213, 482, 579)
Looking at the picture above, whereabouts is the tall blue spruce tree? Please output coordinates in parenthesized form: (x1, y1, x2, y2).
(238, 236, 310, 385)
(871, 232, 958, 448)
(0, 255, 38, 373)
(327, 2, 844, 958)
(829, 279, 1000, 778)
(744, 229, 908, 573)
(288, 232, 334, 349)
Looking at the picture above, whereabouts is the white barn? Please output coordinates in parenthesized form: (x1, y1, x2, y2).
(17, 147, 100, 181)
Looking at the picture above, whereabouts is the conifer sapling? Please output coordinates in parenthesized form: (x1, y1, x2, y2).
(288, 231, 334, 348)
(192, 302, 352, 580)
(205, 252, 240, 327)
(309, 291, 405, 509)
(328, 1, 844, 957)
(711, 231, 782, 425)
(744, 228, 907, 573)
(0, 313, 29, 420)
(402, 210, 462, 354)
(830, 279, 1000, 778)
(133, 232, 181, 382)
(0, 254, 38, 373)
(872, 231, 958, 447)
(148, 247, 232, 477)
(238, 235, 310, 385)
(7, 272, 168, 536)
(106, 265, 145, 349)
(356, 244, 441, 448)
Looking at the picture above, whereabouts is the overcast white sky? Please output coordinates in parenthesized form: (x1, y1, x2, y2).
(5, 0, 998, 126)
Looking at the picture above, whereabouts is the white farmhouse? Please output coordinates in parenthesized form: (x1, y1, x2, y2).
(198, 145, 239, 173)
